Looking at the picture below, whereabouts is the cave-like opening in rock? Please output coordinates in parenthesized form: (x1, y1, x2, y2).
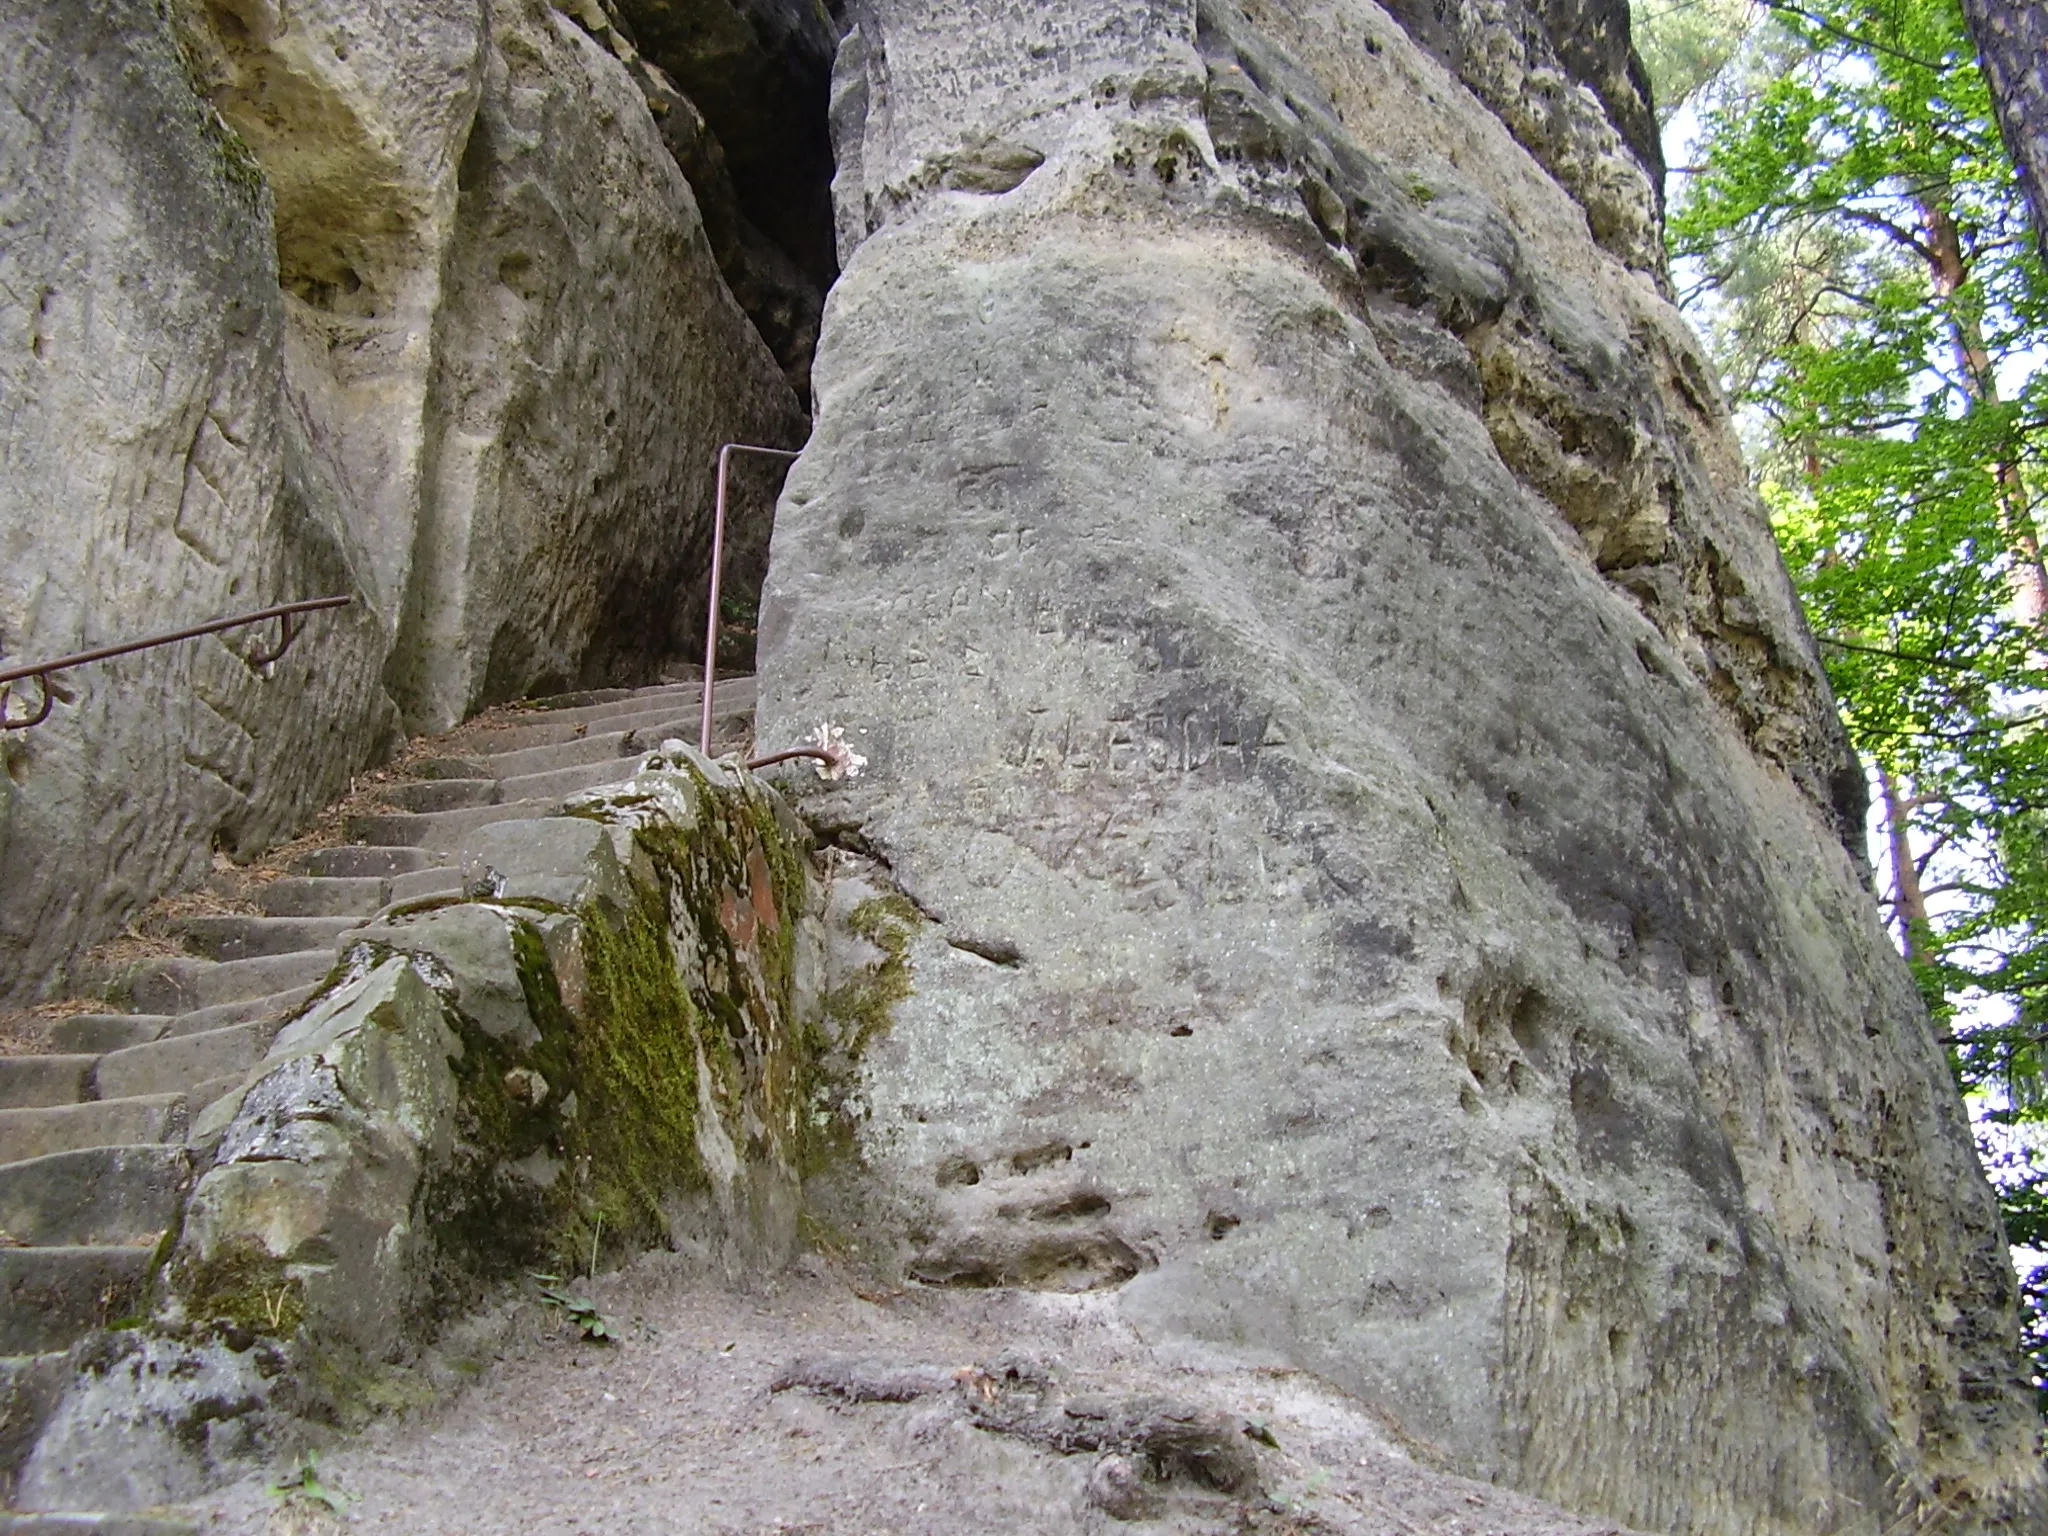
(612, 0, 844, 407)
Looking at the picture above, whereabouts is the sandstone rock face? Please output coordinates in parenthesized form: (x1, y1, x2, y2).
(1, 0, 804, 1000)
(758, 2, 2047, 1530)
(0, 0, 395, 1004)
(178, 0, 808, 726)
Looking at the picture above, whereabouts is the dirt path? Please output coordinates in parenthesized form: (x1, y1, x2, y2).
(191, 1255, 1636, 1536)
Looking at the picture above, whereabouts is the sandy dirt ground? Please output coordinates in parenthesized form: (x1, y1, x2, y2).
(190, 1254, 1638, 1536)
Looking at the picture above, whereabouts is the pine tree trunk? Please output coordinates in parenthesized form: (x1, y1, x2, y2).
(1876, 760, 1932, 962)
(1959, 0, 2048, 268)
(1921, 195, 2048, 625)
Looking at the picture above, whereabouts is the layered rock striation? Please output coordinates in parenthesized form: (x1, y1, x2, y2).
(0, 0, 809, 1000)
(758, 1, 2047, 1530)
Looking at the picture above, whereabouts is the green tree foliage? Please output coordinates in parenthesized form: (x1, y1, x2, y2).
(1634, 0, 1753, 121)
(1652, 0, 2048, 1411)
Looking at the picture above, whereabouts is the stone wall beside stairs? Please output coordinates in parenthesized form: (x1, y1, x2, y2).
(0, 684, 882, 1515)
(0, 0, 811, 1004)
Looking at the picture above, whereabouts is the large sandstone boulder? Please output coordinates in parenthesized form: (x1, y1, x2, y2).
(0, 0, 804, 999)
(758, 2, 2047, 1531)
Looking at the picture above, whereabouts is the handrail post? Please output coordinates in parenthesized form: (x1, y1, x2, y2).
(702, 443, 801, 755)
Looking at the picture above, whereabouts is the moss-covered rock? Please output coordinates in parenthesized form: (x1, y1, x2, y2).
(39, 752, 842, 1504)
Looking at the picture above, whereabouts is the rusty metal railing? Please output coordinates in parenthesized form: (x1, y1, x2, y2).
(0, 595, 354, 730)
(702, 442, 801, 755)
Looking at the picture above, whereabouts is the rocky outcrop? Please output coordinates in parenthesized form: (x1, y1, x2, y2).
(1, 0, 807, 1001)
(10, 744, 832, 1512)
(758, 2, 2046, 1532)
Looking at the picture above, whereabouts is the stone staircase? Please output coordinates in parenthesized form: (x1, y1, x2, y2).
(0, 677, 757, 1530)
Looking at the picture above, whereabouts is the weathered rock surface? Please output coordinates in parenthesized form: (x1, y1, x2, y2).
(1, 0, 806, 1001)
(759, 2, 2047, 1531)
(10, 745, 830, 1512)
(176, 0, 808, 725)
(0, 0, 395, 1007)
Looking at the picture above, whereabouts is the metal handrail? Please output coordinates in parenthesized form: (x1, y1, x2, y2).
(702, 443, 801, 754)
(0, 595, 354, 731)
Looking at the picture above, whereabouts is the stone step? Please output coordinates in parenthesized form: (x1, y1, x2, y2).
(0, 1514, 200, 1536)
(291, 844, 442, 879)
(163, 986, 316, 1039)
(0, 1247, 155, 1355)
(255, 875, 388, 917)
(462, 697, 745, 755)
(164, 914, 357, 963)
(496, 755, 650, 804)
(0, 1058, 95, 1112)
(0, 1097, 186, 1166)
(95, 1025, 261, 1106)
(346, 800, 555, 850)
(525, 680, 702, 712)
(503, 680, 711, 730)
(387, 868, 466, 906)
(0, 1146, 191, 1247)
(47, 1016, 168, 1055)
(406, 755, 492, 780)
(462, 719, 692, 780)
(124, 951, 333, 1016)
(372, 777, 501, 813)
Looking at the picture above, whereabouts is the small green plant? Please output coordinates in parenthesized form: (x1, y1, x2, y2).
(532, 1274, 614, 1343)
(267, 1450, 354, 1514)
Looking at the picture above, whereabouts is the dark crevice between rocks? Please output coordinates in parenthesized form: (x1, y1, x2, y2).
(576, 0, 841, 406)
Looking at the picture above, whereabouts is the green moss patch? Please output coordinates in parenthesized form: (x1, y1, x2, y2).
(825, 894, 918, 1056)
(171, 1237, 304, 1338)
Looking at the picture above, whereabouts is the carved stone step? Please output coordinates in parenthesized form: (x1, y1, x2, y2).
(163, 986, 316, 1039)
(495, 755, 651, 805)
(346, 800, 556, 850)
(372, 777, 501, 813)
(406, 755, 491, 780)
(462, 716, 698, 780)
(460, 695, 745, 755)
(163, 915, 357, 963)
(254, 876, 388, 918)
(0, 1058, 95, 1112)
(522, 680, 703, 713)
(0, 1246, 155, 1355)
(0, 1097, 186, 1166)
(46, 1017, 168, 1055)
(95, 1024, 262, 1106)
(386, 868, 466, 906)
(124, 951, 333, 1016)
(496, 680, 712, 731)
(0, 1146, 191, 1247)
(290, 844, 442, 879)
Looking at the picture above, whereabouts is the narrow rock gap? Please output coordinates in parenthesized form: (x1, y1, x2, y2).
(587, 0, 843, 407)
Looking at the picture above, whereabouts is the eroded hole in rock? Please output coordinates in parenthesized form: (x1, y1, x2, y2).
(1010, 1141, 1075, 1176)
(912, 1230, 1145, 1293)
(1005, 1190, 1112, 1222)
